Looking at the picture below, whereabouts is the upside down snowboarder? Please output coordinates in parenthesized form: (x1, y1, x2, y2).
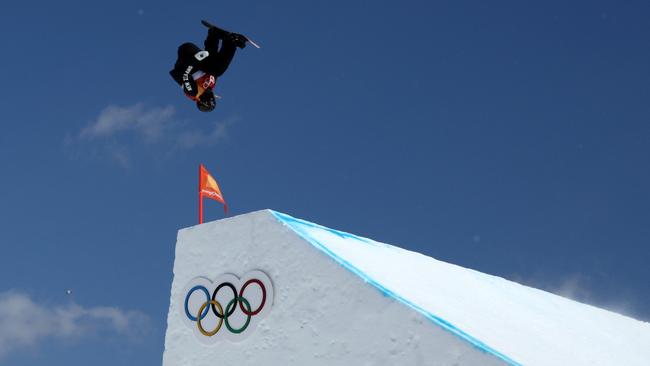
(170, 21, 256, 112)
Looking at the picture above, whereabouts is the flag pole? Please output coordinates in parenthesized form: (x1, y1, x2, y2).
(199, 164, 203, 224)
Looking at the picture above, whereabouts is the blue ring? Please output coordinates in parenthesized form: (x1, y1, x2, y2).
(184, 285, 210, 321)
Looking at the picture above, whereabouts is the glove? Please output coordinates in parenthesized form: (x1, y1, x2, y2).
(229, 33, 247, 49)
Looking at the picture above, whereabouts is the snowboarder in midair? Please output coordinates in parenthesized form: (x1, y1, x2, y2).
(170, 23, 248, 112)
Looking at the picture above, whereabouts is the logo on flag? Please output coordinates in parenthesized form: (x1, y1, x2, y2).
(199, 164, 228, 223)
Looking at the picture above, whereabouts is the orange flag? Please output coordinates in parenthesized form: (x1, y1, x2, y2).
(199, 164, 228, 223)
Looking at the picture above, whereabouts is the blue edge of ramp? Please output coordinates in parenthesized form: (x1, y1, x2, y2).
(271, 211, 522, 366)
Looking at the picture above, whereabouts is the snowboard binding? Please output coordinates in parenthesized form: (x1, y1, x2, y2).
(201, 20, 260, 49)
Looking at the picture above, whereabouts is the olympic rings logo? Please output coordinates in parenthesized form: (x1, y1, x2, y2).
(202, 75, 216, 89)
(179, 271, 274, 343)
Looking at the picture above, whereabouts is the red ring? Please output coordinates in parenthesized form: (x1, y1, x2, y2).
(238, 279, 266, 316)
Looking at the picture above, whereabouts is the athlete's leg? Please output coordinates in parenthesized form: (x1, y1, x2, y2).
(203, 29, 238, 77)
(204, 27, 227, 54)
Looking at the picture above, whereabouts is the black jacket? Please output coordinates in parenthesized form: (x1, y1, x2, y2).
(170, 29, 237, 98)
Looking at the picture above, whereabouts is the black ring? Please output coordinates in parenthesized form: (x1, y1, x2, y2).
(211, 282, 237, 318)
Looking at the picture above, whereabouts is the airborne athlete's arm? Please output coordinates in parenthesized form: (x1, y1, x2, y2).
(180, 65, 199, 98)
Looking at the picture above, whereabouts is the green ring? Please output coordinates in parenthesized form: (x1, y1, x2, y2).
(224, 296, 252, 334)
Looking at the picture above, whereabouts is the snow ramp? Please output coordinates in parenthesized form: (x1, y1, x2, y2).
(163, 210, 650, 366)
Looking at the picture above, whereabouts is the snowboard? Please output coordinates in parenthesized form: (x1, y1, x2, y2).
(201, 20, 261, 49)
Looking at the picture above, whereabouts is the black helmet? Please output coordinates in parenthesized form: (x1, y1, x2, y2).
(196, 89, 216, 112)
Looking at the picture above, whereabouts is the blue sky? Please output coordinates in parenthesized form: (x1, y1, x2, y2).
(1, 0, 649, 364)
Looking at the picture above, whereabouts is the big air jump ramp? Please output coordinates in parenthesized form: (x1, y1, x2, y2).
(163, 210, 650, 366)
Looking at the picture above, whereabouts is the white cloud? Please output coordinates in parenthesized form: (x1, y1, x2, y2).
(80, 103, 175, 143)
(0, 291, 148, 359)
(177, 118, 236, 149)
(107, 144, 131, 168)
(71, 103, 235, 166)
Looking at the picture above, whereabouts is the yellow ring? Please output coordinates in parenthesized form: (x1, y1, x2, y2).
(197, 300, 224, 336)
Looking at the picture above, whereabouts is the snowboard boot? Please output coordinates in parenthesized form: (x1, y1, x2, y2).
(229, 33, 247, 49)
(208, 26, 229, 39)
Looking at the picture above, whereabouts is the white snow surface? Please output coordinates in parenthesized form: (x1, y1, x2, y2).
(273, 211, 650, 366)
(163, 210, 650, 366)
